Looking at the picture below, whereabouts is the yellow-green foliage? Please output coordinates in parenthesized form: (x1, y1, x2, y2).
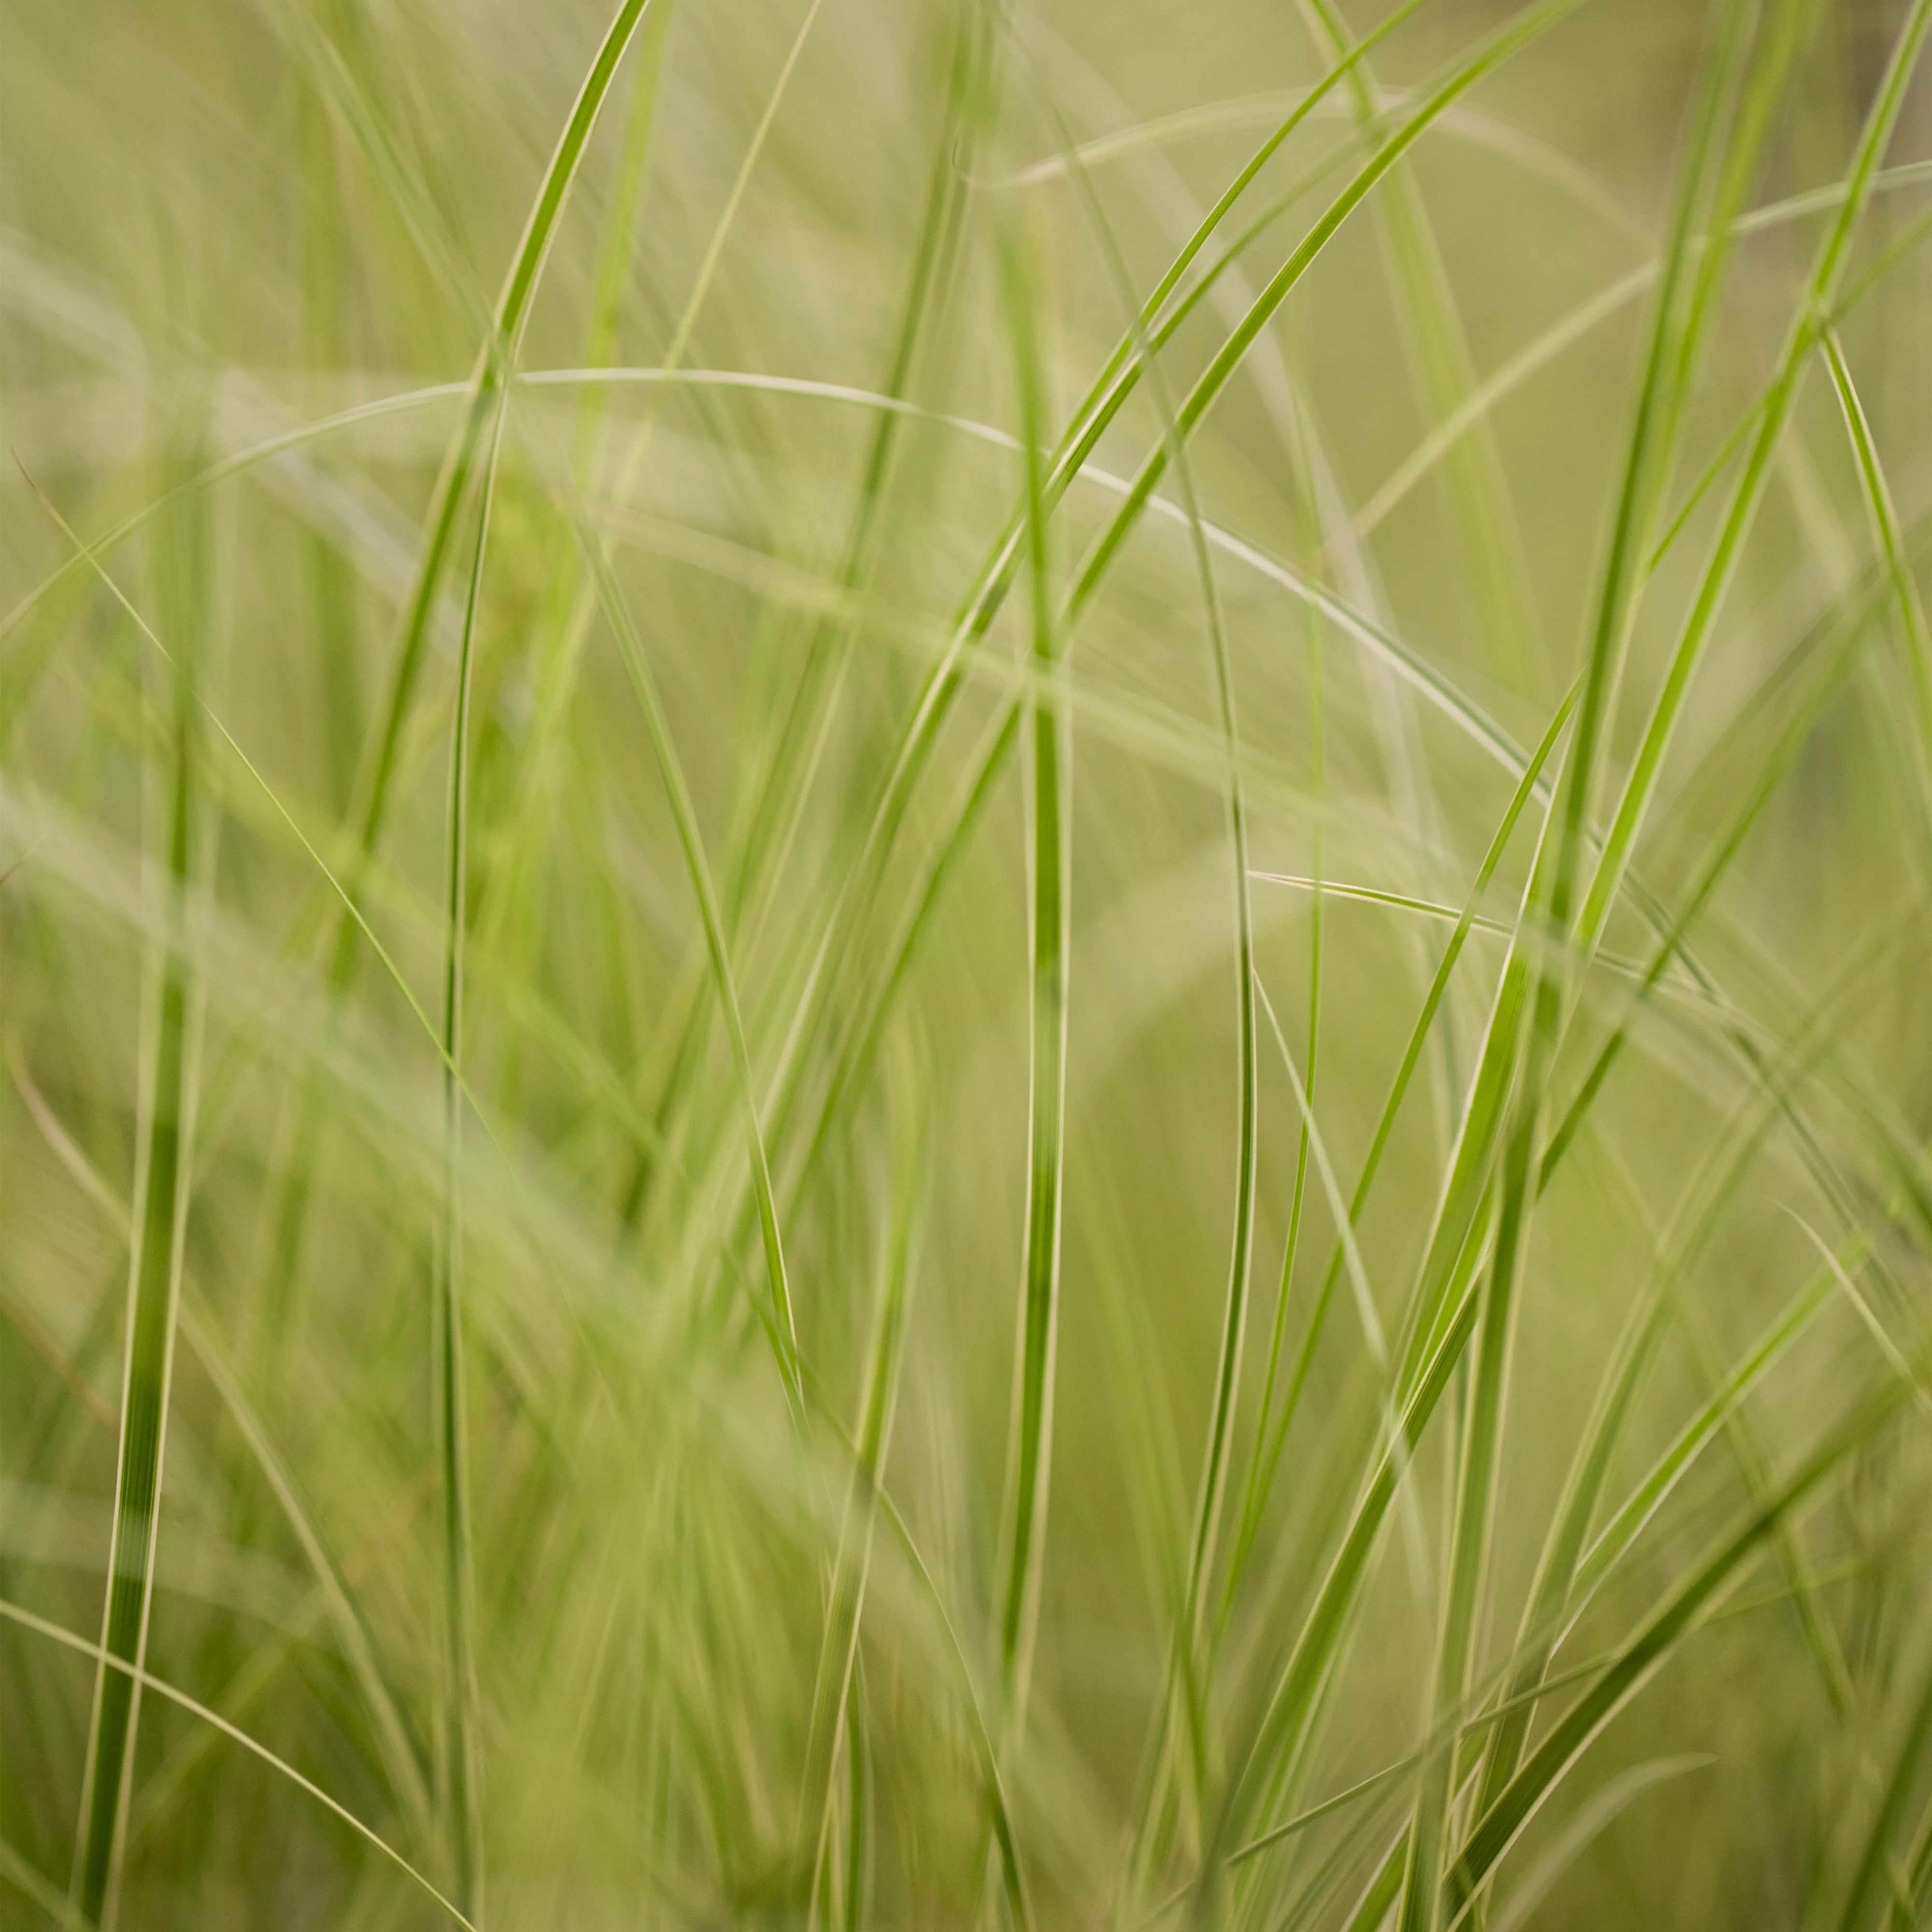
(3, 0, 1932, 1927)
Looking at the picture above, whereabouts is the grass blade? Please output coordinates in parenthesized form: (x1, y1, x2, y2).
(793, 1057, 923, 1913)
(430, 393, 507, 1918)
(334, 0, 657, 977)
(994, 206, 1072, 1744)
(1577, 0, 1932, 950)
(1445, 1379, 1913, 1919)
(70, 456, 207, 1931)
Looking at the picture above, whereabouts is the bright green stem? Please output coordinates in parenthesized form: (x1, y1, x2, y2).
(1577, 0, 1932, 951)
(333, 0, 657, 986)
(1398, 1019, 1540, 1932)
(1431, 3, 1809, 1882)
(1550, 0, 1757, 958)
(1064, 0, 1588, 633)
(742, 0, 1449, 1210)
(1445, 1381, 1909, 1918)
(1225, 687, 1575, 1623)
(1231, 593, 1323, 1629)
(1822, 326, 1932, 786)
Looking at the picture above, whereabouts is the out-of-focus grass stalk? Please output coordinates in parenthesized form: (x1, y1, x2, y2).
(475, 0, 677, 1120)
(246, 0, 660, 1409)
(571, 524, 805, 1407)
(994, 204, 1069, 1746)
(70, 455, 207, 1931)
(1038, 74, 1258, 1873)
(614, 0, 984, 1248)
(431, 392, 507, 1921)
(1298, 0, 1535, 687)
(793, 1053, 922, 1919)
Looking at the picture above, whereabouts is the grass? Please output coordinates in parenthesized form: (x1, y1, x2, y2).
(4, 0, 1932, 1927)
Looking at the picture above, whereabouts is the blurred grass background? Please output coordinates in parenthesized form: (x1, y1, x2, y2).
(3, 0, 1932, 1926)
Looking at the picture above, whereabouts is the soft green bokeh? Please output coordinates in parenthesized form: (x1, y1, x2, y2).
(3, 0, 1931, 1926)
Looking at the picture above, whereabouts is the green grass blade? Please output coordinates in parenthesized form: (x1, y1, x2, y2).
(794, 1071, 921, 1913)
(6, 1600, 474, 1932)
(1548, 0, 1757, 952)
(1413, 11, 1844, 1889)
(1486, 1755, 1713, 1932)
(1225, 1200, 1490, 1841)
(1298, 0, 1535, 683)
(335, 0, 656, 975)
(572, 526, 803, 1409)
(614, 4, 985, 1242)
(1225, 686, 1576, 1619)
(994, 207, 1072, 1740)
(1577, 0, 1932, 951)
(1821, 325, 1932, 791)
(1830, 1639, 1932, 1930)
(1042, 73, 1263, 1862)
(430, 393, 507, 1919)
(1538, 540, 1911, 1183)
(70, 459, 206, 1932)
(1445, 1379, 1913, 1919)
(1065, 0, 1588, 629)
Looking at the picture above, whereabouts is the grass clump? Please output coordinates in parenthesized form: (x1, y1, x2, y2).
(3, 0, 1932, 1927)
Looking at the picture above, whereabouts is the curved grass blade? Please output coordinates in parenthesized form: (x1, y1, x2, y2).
(1064, 0, 1589, 630)
(430, 393, 508, 1918)
(1821, 325, 1932, 796)
(1297, 0, 1535, 682)
(1037, 70, 1260, 1866)
(1486, 1755, 1713, 1932)
(1406, 8, 1810, 1900)
(3, 1600, 475, 1932)
(1538, 534, 1914, 1183)
(1577, 0, 1932, 951)
(1223, 686, 1576, 1621)
(1444, 1378, 1914, 1920)
(7, 150, 1921, 668)
(333, 0, 657, 980)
